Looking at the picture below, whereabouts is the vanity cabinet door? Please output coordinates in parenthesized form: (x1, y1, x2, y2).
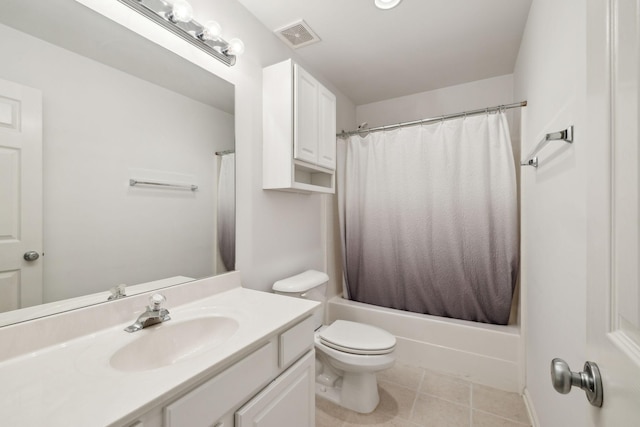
(235, 350, 315, 427)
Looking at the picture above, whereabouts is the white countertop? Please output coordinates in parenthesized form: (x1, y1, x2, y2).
(0, 277, 318, 426)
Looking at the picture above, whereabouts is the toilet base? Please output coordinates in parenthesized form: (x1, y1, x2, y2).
(315, 371, 380, 414)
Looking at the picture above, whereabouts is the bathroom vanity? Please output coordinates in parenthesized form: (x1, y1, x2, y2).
(0, 272, 319, 427)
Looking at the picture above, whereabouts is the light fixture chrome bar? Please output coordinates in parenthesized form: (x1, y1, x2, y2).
(215, 149, 235, 156)
(117, 0, 236, 66)
(520, 125, 574, 168)
(337, 101, 527, 137)
(129, 179, 198, 191)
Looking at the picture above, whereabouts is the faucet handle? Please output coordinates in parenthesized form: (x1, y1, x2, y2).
(149, 293, 166, 310)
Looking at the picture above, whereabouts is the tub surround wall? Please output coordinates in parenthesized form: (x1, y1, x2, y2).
(328, 297, 521, 393)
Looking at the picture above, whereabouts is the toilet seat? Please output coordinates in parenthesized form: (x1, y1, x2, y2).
(318, 320, 396, 355)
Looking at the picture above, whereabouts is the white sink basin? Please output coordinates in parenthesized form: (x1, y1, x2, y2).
(110, 315, 239, 372)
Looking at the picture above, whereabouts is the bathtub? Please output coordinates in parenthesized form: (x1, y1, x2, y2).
(327, 296, 523, 392)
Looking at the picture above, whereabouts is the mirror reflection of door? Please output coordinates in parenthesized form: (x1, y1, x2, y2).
(0, 78, 43, 312)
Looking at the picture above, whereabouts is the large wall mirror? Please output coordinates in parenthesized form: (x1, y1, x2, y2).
(0, 0, 235, 326)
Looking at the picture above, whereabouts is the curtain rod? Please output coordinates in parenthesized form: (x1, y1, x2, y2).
(337, 101, 527, 138)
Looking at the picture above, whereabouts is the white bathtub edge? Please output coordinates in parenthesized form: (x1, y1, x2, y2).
(394, 336, 520, 392)
(327, 296, 523, 392)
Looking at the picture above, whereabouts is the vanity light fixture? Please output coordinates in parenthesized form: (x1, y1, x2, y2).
(224, 38, 245, 56)
(374, 0, 402, 10)
(197, 20, 223, 41)
(118, 0, 244, 67)
(166, 0, 193, 23)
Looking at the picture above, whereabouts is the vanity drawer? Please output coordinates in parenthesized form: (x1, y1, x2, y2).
(279, 315, 315, 368)
(164, 340, 278, 427)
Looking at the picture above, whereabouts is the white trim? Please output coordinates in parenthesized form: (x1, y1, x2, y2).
(522, 387, 540, 427)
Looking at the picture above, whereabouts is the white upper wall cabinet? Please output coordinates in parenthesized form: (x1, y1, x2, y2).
(263, 59, 336, 193)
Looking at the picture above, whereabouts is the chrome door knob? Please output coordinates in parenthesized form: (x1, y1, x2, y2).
(550, 358, 603, 407)
(23, 251, 40, 261)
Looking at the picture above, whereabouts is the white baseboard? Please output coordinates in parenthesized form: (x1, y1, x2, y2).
(522, 387, 540, 427)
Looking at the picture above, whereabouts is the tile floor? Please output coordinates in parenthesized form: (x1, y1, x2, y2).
(316, 363, 532, 427)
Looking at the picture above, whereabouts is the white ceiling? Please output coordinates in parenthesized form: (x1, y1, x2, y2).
(237, 0, 532, 105)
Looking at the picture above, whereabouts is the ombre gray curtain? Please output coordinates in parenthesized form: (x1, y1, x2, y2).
(337, 113, 518, 325)
(217, 153, 235, 272)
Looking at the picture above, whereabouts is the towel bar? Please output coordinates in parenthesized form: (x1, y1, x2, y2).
(129, 179, 198, 191)
(521, 126, 573, 168)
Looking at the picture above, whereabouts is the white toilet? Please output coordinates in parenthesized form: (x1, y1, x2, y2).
(273, 270, 396, 413)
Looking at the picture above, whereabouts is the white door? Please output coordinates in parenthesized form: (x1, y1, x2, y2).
(585, 0, 640, 424)
(0, 78, 43, 312)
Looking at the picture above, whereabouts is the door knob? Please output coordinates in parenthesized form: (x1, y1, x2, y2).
(550, 358, 603, 407)
(23, 251, 40, 261)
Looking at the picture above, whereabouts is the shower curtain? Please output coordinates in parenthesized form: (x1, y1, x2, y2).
(217, 153, 235, 272)
(337, 113, 518, 325)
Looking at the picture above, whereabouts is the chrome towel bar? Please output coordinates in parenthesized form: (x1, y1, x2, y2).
(129, 179, 198, 191)
(521, 125, 573, 168)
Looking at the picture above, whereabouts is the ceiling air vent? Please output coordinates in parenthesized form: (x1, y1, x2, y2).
(274, 19, 320, 49)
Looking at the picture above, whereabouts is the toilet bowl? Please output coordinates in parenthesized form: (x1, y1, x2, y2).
(272, 270, 396, 413)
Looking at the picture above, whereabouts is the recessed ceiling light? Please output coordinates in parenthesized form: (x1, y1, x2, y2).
(374, 0, 402, 10)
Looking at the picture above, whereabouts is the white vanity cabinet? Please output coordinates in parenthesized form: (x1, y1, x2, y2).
(263, 59, 337, 194)
(126, 315, 316, 427)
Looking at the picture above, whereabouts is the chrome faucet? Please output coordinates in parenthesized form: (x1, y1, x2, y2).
(124, 293, 171, 332)
(108, 284, 127, 301)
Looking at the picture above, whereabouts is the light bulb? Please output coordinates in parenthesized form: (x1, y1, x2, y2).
(225, 38, 245, 56)
(168, 0, 193, 23)
(374, 0, 402, 10)
(198, 20, 222, 41)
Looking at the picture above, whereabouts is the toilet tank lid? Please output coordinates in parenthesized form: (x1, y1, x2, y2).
(273, 270, 329, 293)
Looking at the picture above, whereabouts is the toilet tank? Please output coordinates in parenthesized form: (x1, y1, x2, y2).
(272, 270, 329, 330)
